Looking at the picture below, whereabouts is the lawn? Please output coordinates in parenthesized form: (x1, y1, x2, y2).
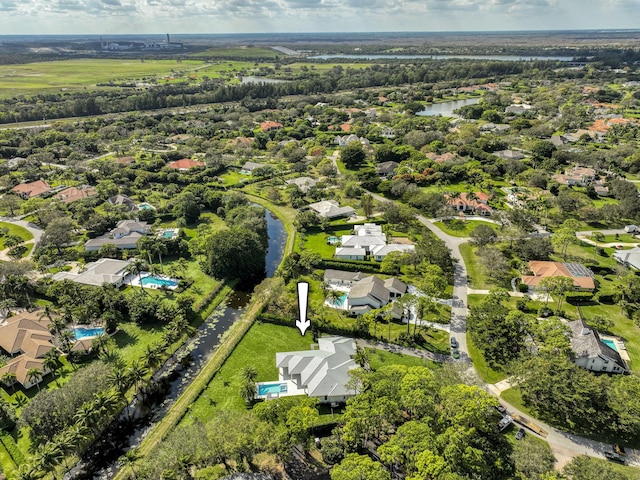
(433, 219, 495, 237)
(466, 331, 507, 384)
(192, 47, 280, 59)
(589, 233, 638, 244)
(181, 323, 314, 424)
(366, 348, 441, 370)
(0, 59, 205, 98)
(113, 321, 166, 366)
(459, 242, 492, 290)
(0, 221, 33, 249)
(219, 170, 246, 187)
(302, 227, 352, 257)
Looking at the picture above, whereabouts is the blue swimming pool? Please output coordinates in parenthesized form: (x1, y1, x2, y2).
(331, 293, 348, 307)
(258, 383, 288, 396)
(602, 339, 618, 351)
(162, 230, 176, 239)
(141, 276, 179, 288)
(138, 202, 154, 210)
(74, 326, 105, 340)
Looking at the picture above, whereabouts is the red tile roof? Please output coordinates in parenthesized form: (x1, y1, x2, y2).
(12, 180, 51, 198)
(167, 159, 205, 170)
(260, 121, 283, 132)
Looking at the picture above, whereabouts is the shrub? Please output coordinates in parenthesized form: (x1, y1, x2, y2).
(565, 292, 594, 304)
(538, 307, 553, 318)
(517, 283, 529, 293)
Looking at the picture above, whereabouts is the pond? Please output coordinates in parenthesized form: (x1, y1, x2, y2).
(239, 75, 288, 84)
(416, 97, 481, 117)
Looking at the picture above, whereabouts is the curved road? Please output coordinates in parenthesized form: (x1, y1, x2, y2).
(0, 217, 44, 259)
(368, 193, 639, 469)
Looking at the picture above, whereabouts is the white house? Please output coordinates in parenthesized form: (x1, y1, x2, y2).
(334, 135, 370, 147)
(275, 336, 358, 404)
(84, 220, 151, 251)
(613, 247, 640, 270)
(52, 258, 132, 287)
(335, 247, 366, 261)
(323, 269, 365, 287)
(347, 275, 406, 317)
(370, 244, 416, 261)
(568, 320, 628, 374)
(308, 200, 355, 220)
(353, 223, 383, 236)
(286, 177, 317, 194)
(340, 235, 387, 253)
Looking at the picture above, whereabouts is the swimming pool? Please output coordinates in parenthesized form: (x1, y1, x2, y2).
(330, 293, 348, 307)
(258, 383, 288, 396)
(602, 338, 618, 351)
(138, 202, 154, 210)
(162, 230, 176, 239)
(327, 236, 340, 245)
(141, 275, 179, 288)
(74, 326, 105, 340)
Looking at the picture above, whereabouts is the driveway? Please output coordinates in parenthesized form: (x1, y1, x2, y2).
(0, 217, 44, 259)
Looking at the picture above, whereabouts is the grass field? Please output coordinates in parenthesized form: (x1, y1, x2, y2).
(459, 242, 492, 290)
(433, 219, 494, 237)
(191, 47, 281, 58)
(0, 222, 33, 249)
(366, 347, 441, 370)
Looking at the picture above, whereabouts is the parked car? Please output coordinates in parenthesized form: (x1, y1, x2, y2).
(614, 444, 627, 456)
(515, 428, 525, 440)
(450, 336, 458, 349)
(604, 452, 627, 465)
(495, 404, 507, 414)
(452, 348, 460, 359)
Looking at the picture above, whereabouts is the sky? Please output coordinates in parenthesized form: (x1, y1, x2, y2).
(0, 0, 638, 35)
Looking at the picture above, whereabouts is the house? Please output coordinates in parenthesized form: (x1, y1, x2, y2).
(335, 247, 366, 261)
(84, 220, 150, 251)
(229, 137, 255, 148)
(520, 261, 595, 291)
(115, 156, 135, 165)
(0, 311, 56, 389)
(54, 186, 97, 204)
(552, 166, 597, 187)
(167, 159, 205, 171)
(307, 200, 355, 220)
(426, 152, 456, 164)
(347, 275, 406, 317)
(376, 161, 399, 178)
(549, 135, 570, 148)
(52, 258, 132, 287)
(505, 104, 532, 115)
(107, 194, 138, 212)
(370, 244, 416, 261)
(240, 161, 267, 175)
(353, 223, 383, 236)
(340, 235, 387, 254)
(447, 192, 492, 215)
(12, 180, 52, 199)
(334, 135, 370, 147)
(323, 269, 366, 288)
(380, 127, 396, 139)
(613, 247, 640, 270)
(285, 177, 317, 194)
(492, 150, 526, 161)
(260, 121, 283, 132)
(273, 336, 358, 404)
(568, 320, 628, 374)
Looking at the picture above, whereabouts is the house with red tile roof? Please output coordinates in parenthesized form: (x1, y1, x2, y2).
(521, 261, 595, 291)
(446, 192, 492, 215)
(12, 180, 51, 199)
(54, 186, 97, 204)
(260, 121, 283, 132)
(167, 159, 205, 171)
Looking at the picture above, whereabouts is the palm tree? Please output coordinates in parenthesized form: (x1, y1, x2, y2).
(143, 343, 163, 370)
(1, 371, 17, 393)
(0, 298, 16, 321)
(42, 350, 59, 381)
(118, 448, 140, 480)
(108, 367, 132, 398)
(126, 360, 148, 399)
(47, 316, 66, 336)
(126, 258, 146, 293)
(74, 402, 99, 430)
(353, 346, 370, 370)
(26, 368, 42, 391)
(240, 366, 258, 383)
(57, 330, 75, 354)
(15, 463, 43, 480)
(35, 441, 63, 479)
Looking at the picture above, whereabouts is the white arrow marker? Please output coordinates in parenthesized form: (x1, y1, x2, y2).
(296, 282, 310, 336)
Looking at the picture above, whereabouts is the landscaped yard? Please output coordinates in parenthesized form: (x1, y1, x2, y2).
(433, 219, 495, 237)
(459, 242, 492, 290)
(366, 347, 441, 370)
(0, 222, 34, 249)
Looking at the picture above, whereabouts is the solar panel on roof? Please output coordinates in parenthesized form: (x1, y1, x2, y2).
(563, 263, 593, 277)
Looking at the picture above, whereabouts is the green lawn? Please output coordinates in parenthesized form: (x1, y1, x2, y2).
(219, 170, 246, 187)
(302, 227, 352, 257)
(191, 47, 280, 59)
(0, 221, 33, 249)
(433, 219, 494, 238)
(366, 348, 441, 370)
(590, 233, 638, 244)
(181, 323, 315, 424)
(466, 331, 506, 384)
(459, 242, 492, 290)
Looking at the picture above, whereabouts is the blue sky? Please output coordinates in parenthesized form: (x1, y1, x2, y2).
(0, 0, 638, 35)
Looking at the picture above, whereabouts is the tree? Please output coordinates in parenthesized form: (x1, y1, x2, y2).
(172, 191, 201, 225)
(40, 216, 75, 253)
(478, 246, 509, 279)
(330, 453, 390, 480)
(340, 142, 366, 169)
(204, 228, 266, 283)
(608, 375, 640, 437)
(551, 219, 580, 261)
(514, 237, 554, 261)
(361, 193, 374, 218)
(26, 368, 42, 391)
(511, 436, 556, 480)
(469, 224, 496, 247)
(563, 455, 628, 480)
(539, 276, 574, 314)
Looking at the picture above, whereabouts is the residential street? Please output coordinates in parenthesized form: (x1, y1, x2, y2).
(367, 192, 639, 468)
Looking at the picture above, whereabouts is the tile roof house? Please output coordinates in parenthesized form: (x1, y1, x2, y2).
(52, 258, 132, 287)
(447, 192, 492, 215)
(84, 220, 150, 251)
(521, 261, 595, 291)
(552, 165, 597, 187)
(12, 180, 52, 199)
(54, 186, 97, 203)
(308, 200, 355, 220)
(167, 159, 205, 171)
(568, 320, 628, 374)
(274, 336, 358, 404)
(0, 311, 56, 389)
(376, 161, 399, 178)
(285, 177, 317, 194)
(492, 150, 526, 161)
(260, 121, 283, 132)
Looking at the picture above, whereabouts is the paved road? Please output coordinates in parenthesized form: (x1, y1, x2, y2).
(368, 192, 640, 468)
(0, 217, 44, 259)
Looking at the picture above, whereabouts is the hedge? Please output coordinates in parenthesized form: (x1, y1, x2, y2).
(258, 312, 374, 340)
(0, 432, 25, 465)
(565, 292, 594, 304)
(319, 259, 380, 273)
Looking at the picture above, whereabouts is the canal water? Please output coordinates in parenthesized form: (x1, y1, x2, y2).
(75, 207, 287, 479)
(416, 97, 480, 117)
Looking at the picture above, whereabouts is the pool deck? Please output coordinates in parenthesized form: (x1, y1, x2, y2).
(600, 335, 631, 362)
(255, 380, 306, 400)
(125, 272, 179, 290)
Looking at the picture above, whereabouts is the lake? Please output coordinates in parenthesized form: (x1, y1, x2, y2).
(240, 75, 287, 84)
(416, 98, 481, 117)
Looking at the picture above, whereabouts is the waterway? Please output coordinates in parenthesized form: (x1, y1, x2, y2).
(240, 75, 288, 84)
(74, 207, 287, 479)
(309, 54, 574, 61)
(416, 97, 481, 117)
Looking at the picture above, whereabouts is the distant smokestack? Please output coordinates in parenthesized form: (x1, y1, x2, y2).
(166, 33, 170, 45)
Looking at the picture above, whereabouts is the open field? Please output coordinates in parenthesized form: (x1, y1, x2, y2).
(191, 47, 281, 58)
(0, 59, 202, 98)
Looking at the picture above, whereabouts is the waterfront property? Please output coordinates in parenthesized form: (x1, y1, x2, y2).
(84, 219, 151, 251)
(258, 336, 358, 404)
